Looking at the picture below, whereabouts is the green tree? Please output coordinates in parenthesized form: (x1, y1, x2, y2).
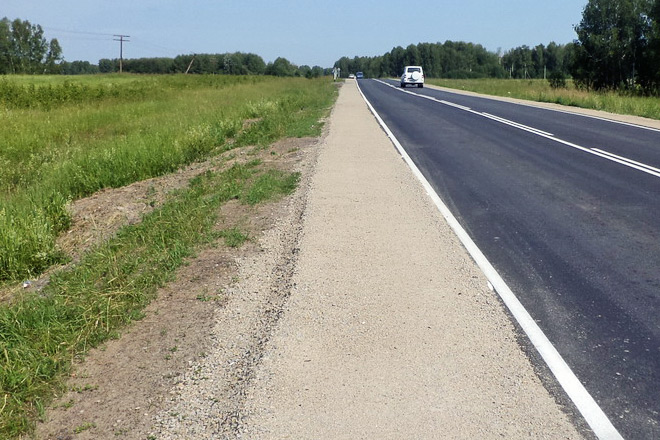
(572, 0, 652, 89)
(0, 17, 61, 73)
(310, 65, 324, 78)
(243, 53, 266, 74)
(44, 38, 62, 73)
(404, 44, 421, 66)
(389, 46, 405, 76)
(267, 57, 297, 76)
(0, 18, 11, 73)
(639, 0, 660, 90)
(10, 18, 47, 73)
(98, 58, 117, 73)
(502, 46, 534, 78)
(60, 60, 99, 75)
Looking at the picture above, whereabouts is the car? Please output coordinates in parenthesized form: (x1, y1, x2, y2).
(401, 66, 424, 88)
(348, 74, 356, 79)
(356, 72, 364, 79)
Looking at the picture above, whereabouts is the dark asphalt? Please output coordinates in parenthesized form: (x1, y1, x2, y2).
(357, 79, 660, 440)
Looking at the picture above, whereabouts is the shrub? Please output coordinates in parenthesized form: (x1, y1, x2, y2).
(548, 71, 567, 89)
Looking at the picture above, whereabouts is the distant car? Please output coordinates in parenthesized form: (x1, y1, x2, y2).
(356, 72, 364, 79)
(401, 66, 424, 88)
(348, 74, 356, 79)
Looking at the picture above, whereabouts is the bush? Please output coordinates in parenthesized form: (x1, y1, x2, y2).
(548, 71, 567, 89)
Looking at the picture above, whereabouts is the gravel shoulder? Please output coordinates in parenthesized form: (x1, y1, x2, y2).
(234, 81, 586, 439)
(37, 81, 592, 439)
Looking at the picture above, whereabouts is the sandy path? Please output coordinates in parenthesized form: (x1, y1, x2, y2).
(238, 82, 585, 439)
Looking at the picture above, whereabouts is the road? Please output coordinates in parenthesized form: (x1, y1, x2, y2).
(357, 78, 660, 440)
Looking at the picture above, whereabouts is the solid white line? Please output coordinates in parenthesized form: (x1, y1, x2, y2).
(356, 80, 624, 440)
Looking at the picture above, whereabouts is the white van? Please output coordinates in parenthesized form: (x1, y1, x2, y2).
(401, 66, 424, 88)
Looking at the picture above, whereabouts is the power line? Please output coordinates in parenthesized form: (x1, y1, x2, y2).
(130, 38, 187, 57)
(42, 26, 114, 37)
(38, 26, 193, 64)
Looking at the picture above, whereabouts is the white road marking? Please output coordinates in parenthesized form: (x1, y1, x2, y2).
(374, 79, 660, 180)
(439, 100, 471, 112)
(385, 79, 660, 134)
(481, 112, 554, 137)
(593, 148, 660, 176)
(357, 80, 624, 440)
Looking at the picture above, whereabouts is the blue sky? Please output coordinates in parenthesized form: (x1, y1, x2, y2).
(4, 0, 586, 67)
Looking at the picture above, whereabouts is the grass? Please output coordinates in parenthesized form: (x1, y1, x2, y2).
(241, 170, 300, 205)
(0, 74, 337, 439)
(0, 75, 336, 282)
(428, 78, 660, 120)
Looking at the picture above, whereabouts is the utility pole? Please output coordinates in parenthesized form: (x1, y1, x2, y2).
(113, 34, 130, 73)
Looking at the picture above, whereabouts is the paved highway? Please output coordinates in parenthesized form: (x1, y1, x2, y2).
(357, 79, 660, 439)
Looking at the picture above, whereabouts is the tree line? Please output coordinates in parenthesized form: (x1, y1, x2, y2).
(58, 53, 329, 77)
(334, 41, 575, 81)
(96, 53, 328, 77)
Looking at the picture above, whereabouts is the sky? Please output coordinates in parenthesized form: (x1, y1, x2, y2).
(4, 0, 587, 68)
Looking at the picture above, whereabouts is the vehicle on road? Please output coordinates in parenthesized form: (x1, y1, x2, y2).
(348, 74, 356, 79)
(356, 72, 364, 79)
(401, 66, 424, 88)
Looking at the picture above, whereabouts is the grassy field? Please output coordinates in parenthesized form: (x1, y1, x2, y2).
(0, 74, 334, 282)
(0, 74, 337, 438)
(427, 78, 660, 120)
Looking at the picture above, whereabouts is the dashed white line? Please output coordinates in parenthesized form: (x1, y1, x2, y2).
(481, 112, 554, 137)
(375, 78, 660, 180)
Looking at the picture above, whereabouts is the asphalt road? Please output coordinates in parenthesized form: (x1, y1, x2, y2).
(357, 78, 660, 440)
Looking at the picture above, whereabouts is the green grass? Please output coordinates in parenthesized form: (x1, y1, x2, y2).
(0, 75, 336, 282)
(242, 170, 300, 205)
(428, 78, 660, 120)
(0, 74, 337, 439)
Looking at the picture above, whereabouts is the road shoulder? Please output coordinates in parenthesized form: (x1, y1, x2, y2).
(239, 81, 586, 439)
